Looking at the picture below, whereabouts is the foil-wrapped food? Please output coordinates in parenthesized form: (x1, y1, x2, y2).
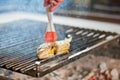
(37, 36, 72, 59)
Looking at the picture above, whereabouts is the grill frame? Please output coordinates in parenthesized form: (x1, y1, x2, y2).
(0, 22, 119, 78)
(28, 35, 120, 77)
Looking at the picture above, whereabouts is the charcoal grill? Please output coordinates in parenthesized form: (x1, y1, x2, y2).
(0, 20, 119, 78)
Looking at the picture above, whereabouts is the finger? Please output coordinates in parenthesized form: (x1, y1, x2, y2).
(49, 0, 58, 6)
(49, 5, 59, 12)
(48, 0, 58, 11)
(44, 0, 49, 7)
(45, 0, 58, 7)
(55, 0, 64, 3)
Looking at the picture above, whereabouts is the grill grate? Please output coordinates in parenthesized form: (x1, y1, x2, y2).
(0, 21, 119, 77)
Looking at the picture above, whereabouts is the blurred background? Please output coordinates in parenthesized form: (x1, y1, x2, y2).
(0, 0, 120, 14)
(0, 0, 120, 23)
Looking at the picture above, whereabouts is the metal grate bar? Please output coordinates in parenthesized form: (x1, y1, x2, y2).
(0, 23, 118, 78)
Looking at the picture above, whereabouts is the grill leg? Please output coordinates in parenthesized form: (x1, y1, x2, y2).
(115, 36, 120, 46)
(35, 61, 41, 77)
(118, 37, 120, 45)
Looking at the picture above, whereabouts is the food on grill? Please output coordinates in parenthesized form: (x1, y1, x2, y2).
(37, 37, 72, 59)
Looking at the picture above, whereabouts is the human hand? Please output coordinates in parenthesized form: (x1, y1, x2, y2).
(44, 0, 64, 12)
